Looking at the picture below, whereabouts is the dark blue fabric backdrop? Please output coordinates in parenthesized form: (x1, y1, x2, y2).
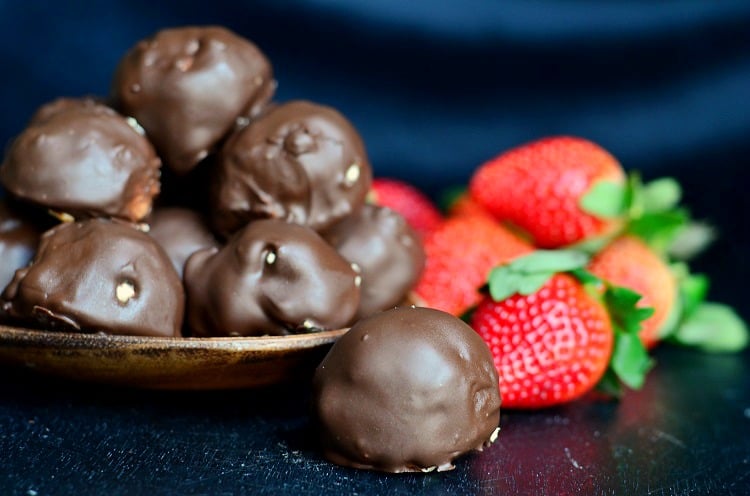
(1, 0, 748, 308)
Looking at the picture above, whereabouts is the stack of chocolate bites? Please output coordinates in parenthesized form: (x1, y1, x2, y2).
(0, 26, 425, 339)
(0, 26, 506, 474)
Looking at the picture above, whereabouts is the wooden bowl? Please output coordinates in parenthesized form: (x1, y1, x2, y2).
(0, 324, 347, 389)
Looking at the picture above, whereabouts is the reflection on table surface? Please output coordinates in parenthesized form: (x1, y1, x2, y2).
(1, 345, 747, 495)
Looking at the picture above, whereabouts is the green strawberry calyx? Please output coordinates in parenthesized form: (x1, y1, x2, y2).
(572, 269, 654, 395)
(487, 249, 589, 301)
(579, 173, 714, 260)
(487, 250, 654, 396)
(661, 263, 749, 353)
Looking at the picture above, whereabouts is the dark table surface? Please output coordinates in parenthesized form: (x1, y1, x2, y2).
(1, 344, 748, 496)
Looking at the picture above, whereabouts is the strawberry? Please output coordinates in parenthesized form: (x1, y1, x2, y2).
(472, 273, 613, 408)
(445, 191, 494, 220)
(469, 136, 626, 248)
(470, 250, 654, 409)
(413, 215, 532, 316)
(369, 178, 443, 238)
(588, 236, 678, 349)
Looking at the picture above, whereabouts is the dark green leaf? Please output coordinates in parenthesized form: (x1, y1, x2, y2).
(569, 268, 603, 286)
(624, 171, 644, 217)
(611, 332, 653, 389)
(672, 302, 749, 353)
(627, 210, 689, 253)
(642, 177, 682, 213)
(605, 285, 643, 315)
(605, 285, 654, 335)
(595, 368, 623, 398)
(580, 180, 628, 218)
(655, 293, 682, 340)
(508, 249, 589, 274)
(679, 272, 709, 318)
(439, 185, 467, 212)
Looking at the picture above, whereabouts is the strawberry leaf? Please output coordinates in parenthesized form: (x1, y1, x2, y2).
(605, 285, 655, 335)
(600, 284, 654, 391)
(580, 180, 628, 218)
(627, 210, 689, 254)
(517, 272, 554, 295)
(611, 332, 653, 389)
(568, 231, 619, 255)
(569, 268, 603, 286)
(667, 221, 716, 261)
(488, 266, 531, 301)
(642, 177, 682, 213)
(595, 369, 623, 398)
(488, 250, 589, 302)
(439, 185, 467, 212)
(509, 250, 589, 273)
(678, 271, 709, 318)
(670, 302, 749, 353)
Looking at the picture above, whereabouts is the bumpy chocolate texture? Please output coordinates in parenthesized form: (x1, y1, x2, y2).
(112, 26, 275, 174)
(0, 98, 161, 221)
(313, 307, 501, 473)
(147, 207, 219, 278)
(185, 219, 360, 337)
(211, 100, 372, 236)
(1, 218, 184, 337)
(0, 202, 40, 292)
(323, 204, 425, 319)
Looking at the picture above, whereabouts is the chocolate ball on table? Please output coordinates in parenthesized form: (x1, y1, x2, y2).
(184, 219, 360, 337)
(0, 98, 161, 222)
(0, 201, 40, 292)
(313, 307, 501, 473)
(211, 100, 372, 236)
(323, 204, 425, 319)
(112, 26, 276, 174)
(1, 218, 184, 337)
(147, 207, 219, 278)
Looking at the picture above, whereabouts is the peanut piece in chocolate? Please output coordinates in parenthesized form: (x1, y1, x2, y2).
(1, 218, 184, 337)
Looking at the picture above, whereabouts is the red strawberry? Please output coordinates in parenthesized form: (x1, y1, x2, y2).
(588, 236, 678, 349)
(470, 249, 653, 408)
(472, 273, 613, 408)
(469, 136, 626, 248)
(413, 215, 532, 316)
(369, 178, 443, 238)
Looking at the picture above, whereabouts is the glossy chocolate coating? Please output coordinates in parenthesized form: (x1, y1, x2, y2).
(0, 202, 40, 292)
(323, 204, 424, 319)
(184, 219, 360, 337)
(0, 98, 161, 221)
(147, 207, 219, 278)
(1, 218, 184, 337)
(313, 307, 501, 473)
(211, 100, 372, 236)
(112, 26, 275, 174)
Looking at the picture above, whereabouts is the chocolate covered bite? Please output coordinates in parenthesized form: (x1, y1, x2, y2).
(0, 98, 161, 222)
(1, 218, 184, 337)
(147, 207, 219, 278)
(0, 202, 40, 292)
(211, 100, 372, 236)
(112, 26, 275, 174)
(185, 219, 360, 337)
(313, 307, 501, 473)
(323, 204, 424, 319)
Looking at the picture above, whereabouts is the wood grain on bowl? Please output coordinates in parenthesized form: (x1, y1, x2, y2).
(0, 325, 347, 389)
